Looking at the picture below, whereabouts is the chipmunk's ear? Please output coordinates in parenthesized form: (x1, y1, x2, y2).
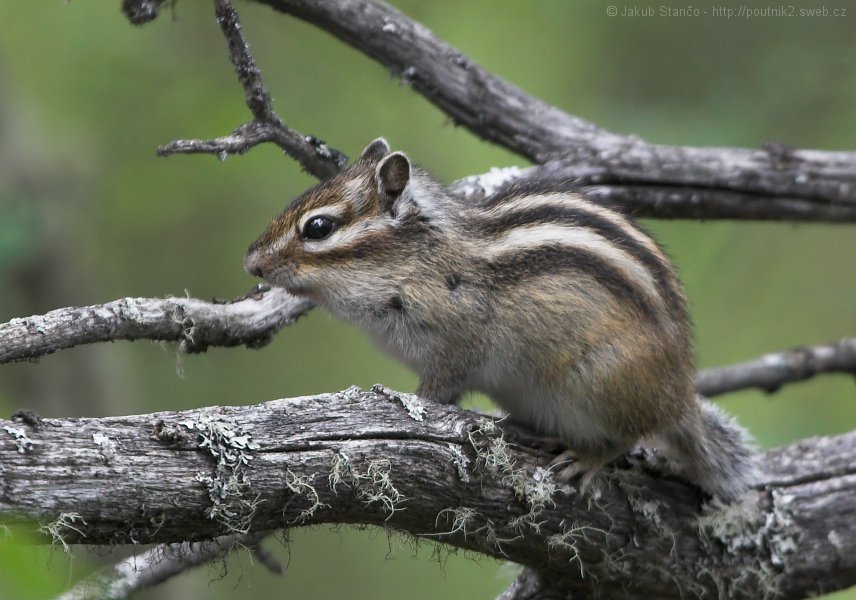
(358, 138, 391, 166)
(375, 152, 411, 215)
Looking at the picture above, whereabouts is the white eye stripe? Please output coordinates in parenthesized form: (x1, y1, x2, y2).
(260, 205, 349, 254)
(266, 230, 293, 254)
(484, 224, 662, 302)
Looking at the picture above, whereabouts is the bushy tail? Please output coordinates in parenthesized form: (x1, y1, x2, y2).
(662, 397, 758, 503)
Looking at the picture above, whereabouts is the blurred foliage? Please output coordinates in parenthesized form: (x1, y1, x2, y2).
(0, 534, 70, 600)
(0, 0, 854, 598)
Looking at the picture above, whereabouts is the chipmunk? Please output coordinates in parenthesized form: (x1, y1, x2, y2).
(244, 138, 756, 502)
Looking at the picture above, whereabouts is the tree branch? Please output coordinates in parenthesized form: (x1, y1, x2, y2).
(54, 532, 276, 600)
(157, 0, 347, 180)
(246, 0, 856, 214)
(8, 2, 848, 599)
(123, 0, 856, 223)
(0, 285, 313, 364)
(696, 338, 856, 397)
(496, 568, 562, 600)
(3, 293, 853, 402)
(451, 164, 856, 223)
(2, 387, 855, 599)
(261, 0, 623, 163)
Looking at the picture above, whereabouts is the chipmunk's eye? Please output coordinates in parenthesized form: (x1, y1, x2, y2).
(302, 215, 336, 240)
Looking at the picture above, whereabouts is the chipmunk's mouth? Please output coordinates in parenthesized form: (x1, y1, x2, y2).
(250, 259, 298, 289)
(282, 285, 322, 303)
(270, 271, 314, 298)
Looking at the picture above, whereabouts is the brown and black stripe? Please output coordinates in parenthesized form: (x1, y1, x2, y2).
(471, 193, 687, 323)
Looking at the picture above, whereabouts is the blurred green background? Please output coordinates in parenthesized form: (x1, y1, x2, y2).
(1, 0, 855, 598)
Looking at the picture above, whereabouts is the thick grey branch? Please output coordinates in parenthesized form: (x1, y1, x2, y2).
(0, 285, 313, 364)
(696, 338, 856, 397)
(452, 165, 856, 223)
(258, 0, 619, 165)
(247, 0, 856, 214)
(2, 387, 855, 599)
(124, 0, 856, 221)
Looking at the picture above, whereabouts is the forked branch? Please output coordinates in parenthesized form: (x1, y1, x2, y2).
(131, 0, 856, 222)
(157, 0, 346, 180)
(254, 0, 856, 219)
(9, 0, 853, 598)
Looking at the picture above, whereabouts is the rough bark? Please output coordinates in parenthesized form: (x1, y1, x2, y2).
(0, 286, 313, 364)
(451, 164, 856, 222)
(2, 387, 855, 599)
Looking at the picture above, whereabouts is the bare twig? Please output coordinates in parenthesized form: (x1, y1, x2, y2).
(3, 388, 856, 599)
(21, 2, 855, 599)
(54, 532, 276, 600)
(696, 338, 856, 397)
(0, 285, 313, 364)
(157, 0, 347, 180)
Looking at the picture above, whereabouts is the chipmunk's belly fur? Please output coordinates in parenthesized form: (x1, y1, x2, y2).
(363, 302, 637, 452)
(472, 364, 611, 450)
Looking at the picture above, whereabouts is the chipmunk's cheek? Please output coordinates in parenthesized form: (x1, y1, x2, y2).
(275, 262, 314, 295)
(257, 256, 296, 288)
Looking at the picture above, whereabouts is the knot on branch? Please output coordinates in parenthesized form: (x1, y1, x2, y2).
(304, 135, 349, 171)
(121, 0, 168, 24)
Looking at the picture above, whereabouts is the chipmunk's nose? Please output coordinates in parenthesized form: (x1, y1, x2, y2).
(243, 253, 265, 278)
